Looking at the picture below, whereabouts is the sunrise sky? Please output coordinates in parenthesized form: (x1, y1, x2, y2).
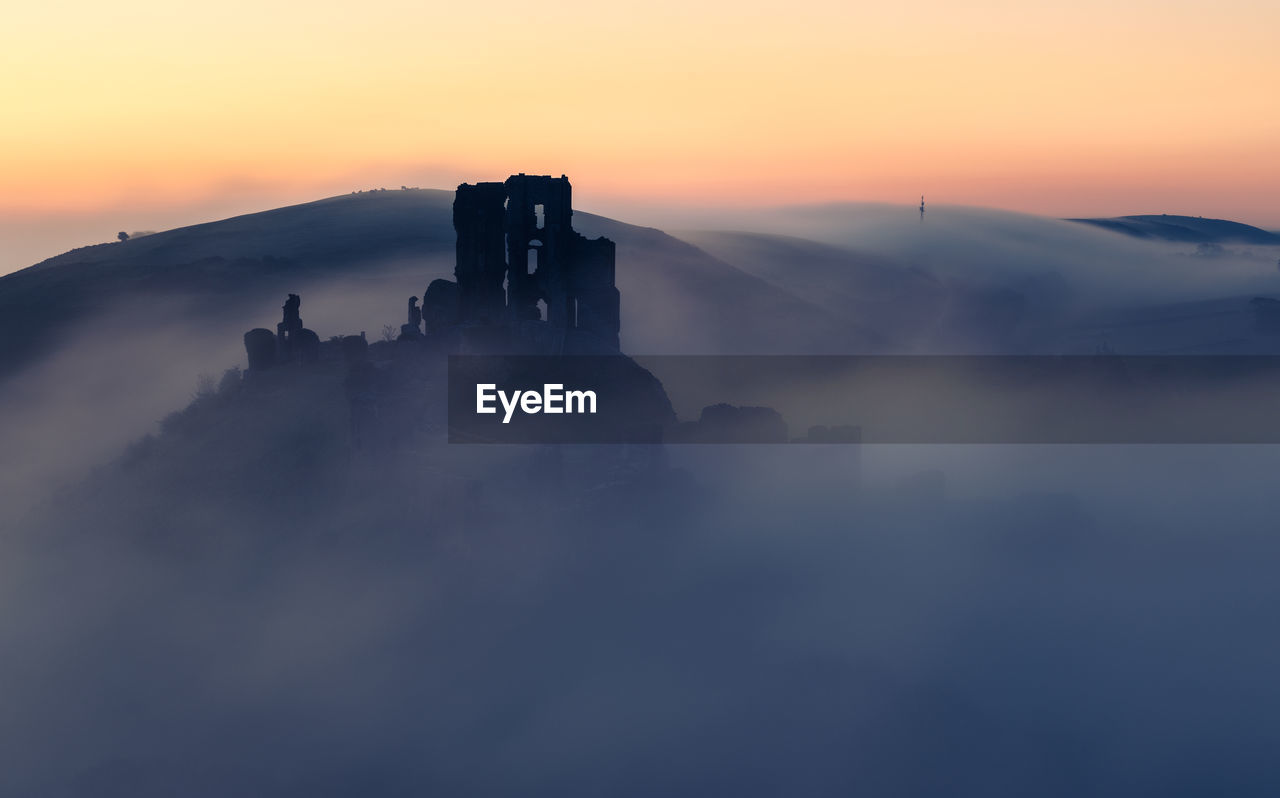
(2, 0, 1277, 273)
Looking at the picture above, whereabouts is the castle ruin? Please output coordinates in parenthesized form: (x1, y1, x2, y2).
(449, 174, 619, 352)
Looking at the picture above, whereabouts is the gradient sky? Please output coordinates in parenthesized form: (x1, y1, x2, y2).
(2, 0, 1278, 272)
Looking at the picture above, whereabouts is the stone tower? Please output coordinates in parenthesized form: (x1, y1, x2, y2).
(451, 174, 620, 351)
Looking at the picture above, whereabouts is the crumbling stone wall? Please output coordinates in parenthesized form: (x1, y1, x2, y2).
(449, 174, 620, 351)
(452, 182, 509, 326)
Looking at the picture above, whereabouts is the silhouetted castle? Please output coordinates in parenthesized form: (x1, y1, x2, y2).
(443, 173, 620, 352)
(235, 175, 825, 447)
(245, 174, 620, 370)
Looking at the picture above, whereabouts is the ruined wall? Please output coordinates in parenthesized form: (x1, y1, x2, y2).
(568, 234, 620, 349)
(503, 174, 574, 328)
(451, 174, 620, 351)
(452, 181, 508, 325)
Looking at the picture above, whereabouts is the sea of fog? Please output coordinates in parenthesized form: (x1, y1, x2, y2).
(2, 204, 1280, 794)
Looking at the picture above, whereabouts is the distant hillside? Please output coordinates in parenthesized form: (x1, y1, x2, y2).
(0, 189, 877, 385)
(676, 229, 1068, 352)
(15, 195, 1278, 388)
(0, 190, 455, 380)
(8, 192, 1280, 523)
(1068, 214, 1280, 245)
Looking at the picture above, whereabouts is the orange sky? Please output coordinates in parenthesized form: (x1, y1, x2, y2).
(2, 0, 1278, 270)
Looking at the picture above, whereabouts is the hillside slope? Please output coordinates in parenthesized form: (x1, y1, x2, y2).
(1069, 214, 1280, 244)
(676, 229, 1066, 352)
(0, 190, 876, 386)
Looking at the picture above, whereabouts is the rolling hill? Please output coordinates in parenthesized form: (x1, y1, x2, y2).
(0, 189, 881, 388)
(0, 190, 889, 505)
(7, 191, 1280, 513)
(1068, 214, 1280, 245)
